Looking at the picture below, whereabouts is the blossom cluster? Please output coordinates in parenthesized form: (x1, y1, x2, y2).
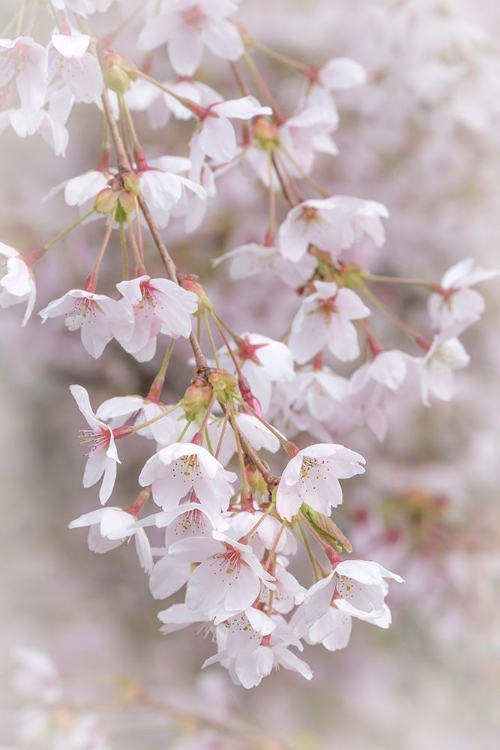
(0, 0, 497, 690)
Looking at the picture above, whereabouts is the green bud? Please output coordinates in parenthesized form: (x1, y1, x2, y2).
(301, 505, 352, 553)
(208, 369, 239, 405)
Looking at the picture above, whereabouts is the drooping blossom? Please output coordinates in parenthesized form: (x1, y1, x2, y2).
(138, 158, 207, 229)
(115, 276, 199, 362)
(96, 396, 181, 446)
(289, 281, 370, 364)
(276, 442, 366, 522)
(139, 0, 244, 75)
(278, 196, 388, 262)
(139, 443, 237, 514)
(50, 33, 103, 105)
(219, 333, 295, 413)
(0, 37, 48, 112)
(0, 242, 36, 325)
(39, 290, 133, 359)
(428, 257, 499, 330)
(70, 384, 121, 504)
(69, 507, 153, 572)
(305, 57, 367, 113)
(213, 242, 317, 287)
(168, 531, 276, 620)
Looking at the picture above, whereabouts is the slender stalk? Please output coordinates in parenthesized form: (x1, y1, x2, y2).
(119, 221, 129, 280)
(228, 410, 250, 492)
(42, 209, 96, 251)
(362, 286, 430, 349)
(242, 52, 285, 124)
(249, 37, 310, 74)
(86, 209, 116, 290)
(134, 71, 205, 118)
(203, 311, 221, 367)
(148, 338, 176, 400)
(367, 273, 442, 292)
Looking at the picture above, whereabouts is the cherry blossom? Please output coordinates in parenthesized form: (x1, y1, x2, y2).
(276, 442, 366, 522)
(50, 33, 103, 105)
(0, 37, 48, 112)
(139, 0, 244, 75)
(68, 507, 153, 572)
(204, 615, 312, 688)
(292, 367, 349, 422)
(305, 57, 367, 113)
(289, 281, 370, 364)
(410, 322, 474, 405)
(190, 96, 272, 165)
(168, 532, 275, 619)
(219, 333, 295, 413)
(278, 196, 389, 262)
(96, 395, 180, 446)
(0, 242, 36, 325)
(428, 257, 499, 330)
(349, 350, 408, 394)
(213, 242, 317, 287)
(39, 290, 133, 359)
(115, 276, 199, 362)
(139, 443, 237, 514)
(70, 384, 121, 504)
(139, 159, 207, 230)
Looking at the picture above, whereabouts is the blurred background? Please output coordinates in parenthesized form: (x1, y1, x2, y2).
(1, 0, 500, 747)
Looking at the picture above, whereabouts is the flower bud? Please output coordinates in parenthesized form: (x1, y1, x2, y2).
(208, 369, 239, 405)
(182, 381, 213, 423)
(94, 186, 119, 215)
(246, 465, 268, 496)
(102, 51, 138, 94)
(253, 117, 280, 150)
(180, 275, 213, 313)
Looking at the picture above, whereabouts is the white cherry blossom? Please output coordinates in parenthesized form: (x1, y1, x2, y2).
(305, 57, 367, 113)
(139, 443, 237, 514)
(213, 242, 317, 287)
(0, 242, 36, 325)
(289, 281, 370, 364)
(70, 385, 121, 504)
(428, 257, 499, 330)
(292, 367, 349, 422)
(97, 396, 180, 446)
(139, 161, 206, 230)
(278, 196, 388, 262)
(139, 0, 244, 75)
(68, 507, 153, 572)
(276, 442, 366, 522)
(50, 33, 103, 105)
(169, 531, 275, 619)
(190, 96, 272, 164)
(115, 276, 199, 362)
(52, 0, 113, 16)
(349, 349, 408, 394)
(0, 37, 48, 112)
(219, 332, 295, 413)
(39, 289, 133, 359)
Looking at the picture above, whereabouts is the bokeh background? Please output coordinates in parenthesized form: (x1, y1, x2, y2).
(1, 0, 500, 747)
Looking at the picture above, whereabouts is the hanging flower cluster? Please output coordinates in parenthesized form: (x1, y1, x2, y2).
(1, 0, 497, 690)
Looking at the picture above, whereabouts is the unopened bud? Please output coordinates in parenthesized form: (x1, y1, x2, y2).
(102, 51, 138, 94)
(180, 276, 213, 313)
(182, 381, 213, 422)
(253, 116, 280, 150)
(208, 369, 239, 405)
(94, 186, 118, 214)
(246, 466, 268, 496)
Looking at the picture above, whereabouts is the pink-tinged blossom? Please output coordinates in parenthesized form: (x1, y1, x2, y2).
(293, 368, 349, 422)
(139, 161, 207, 230)
(139, 443, 237, 514)
(70, 384, 121, 504)
(50, 33, 103, 105)
(43, 169, 109, 209)
(68, 507, 153, 572)
(292, 560, 402, 650)
(190, 96, 272, 164)
(11, 648, 62, 705)
(289, 281, 370, 364)
(39, 289, 133, 359)
(409, 321, 474, 405)
(205, 412, 281, 467)
(0, 37, 48, 112)
(127, 77, 222, 128)
(0, 242, 36, 325)
(97, 396, 180, 446)
(115, 276, 199, 362)
(213, 242, 317, 288)
(349, 349, 408, 394)
(278, 106, 340, 173)
(276, 442, 366, 522)
(219, 333, 295, 413)
(278, 196, 388, 262)
(428, 257, 499, 330)
(168, 532, 275, 620)
(204, 616, 312, 688)
(139, 0, 244, 75)
(305, 57, 367, 113)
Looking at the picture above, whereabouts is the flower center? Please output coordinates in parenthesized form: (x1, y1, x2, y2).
(182, 5, 205, 27)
